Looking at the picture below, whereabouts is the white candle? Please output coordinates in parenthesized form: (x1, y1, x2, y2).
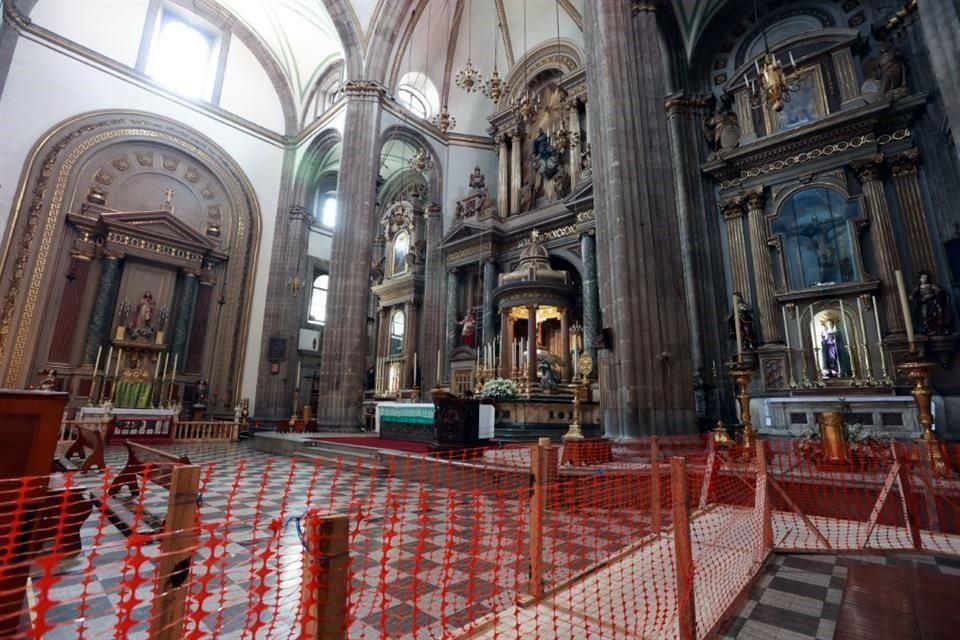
(115, 348, 123, 378)
(436, 349, 441, 382)
(413, 352, 417, 383)
(894, 270, 916, 351)
(295, 360, 302, 388)
(808, 305, 818, 370)
(92, 345, 103, 378)
(840, 299, 854, 376)
(106, 346, 114, 377)
(160, 352, 169, 385)
(153, 351, 161, 379)
(171, 353, 178, 379)
(872, 295, 883, 341)
(781, 305, 791, 351)
(733, 295, 743, 359)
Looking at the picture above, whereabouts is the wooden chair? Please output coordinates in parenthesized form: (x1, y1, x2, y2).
(62, 422, 108, 472)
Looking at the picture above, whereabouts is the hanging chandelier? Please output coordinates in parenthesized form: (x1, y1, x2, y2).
(432, 106, 456, 133)
(744, 0, 799, 112)
(484, 22, 504, 103)
(409, 147, 434, 173)
(455, 0, 482, 93)
(514, 0, 536, 124)
(553, 117, 577, 151)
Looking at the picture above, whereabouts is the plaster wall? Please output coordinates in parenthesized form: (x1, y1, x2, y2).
(220, 36, 285, 132)
(31, 0, 148, 68)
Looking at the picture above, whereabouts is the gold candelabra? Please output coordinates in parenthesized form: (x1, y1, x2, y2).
(562, 353, 593, 442)
(898, 359, 950, 476)
(729, 361, 758, 454)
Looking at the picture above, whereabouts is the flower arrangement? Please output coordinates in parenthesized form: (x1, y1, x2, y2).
(479, 377, 519, 400)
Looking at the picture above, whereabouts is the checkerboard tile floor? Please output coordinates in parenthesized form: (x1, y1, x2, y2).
(718, 552, 960, 639)
(34, 440, 654, 639)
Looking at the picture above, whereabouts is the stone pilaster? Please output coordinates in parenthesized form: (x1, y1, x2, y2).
(482, 260, 497, 348)
(584, 0, 695, 436)
(185, 275, 215, 374)
(580, 231, 601, 367)
(402, 301, 418, 387)
(82, 252, 123, 364)
(734, 90, 757, 143)
(917, 0, 960, 153)
(721, 197, 751, 310)
(831, 48, 861, 108)
(745, 188, 784, 344)
(444, 269, 459, 381)
(526, 305, 538, 386)
(560, 309, 570, 382)
(890, 150, 937, 275)
(510, 131, 521, 213)
(853, 156, 904, 333)
(51, 245, 95, 364)
(496, 135, 509, 216)
(170, 271, 199, 372)
(420, 204, 445, 393)
(567, 101, 581, 185)
(316, 83, 383, 429)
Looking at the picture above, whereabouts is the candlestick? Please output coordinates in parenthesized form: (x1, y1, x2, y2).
(808, 304, 819, 380)
(436, 349, 441, 383)
(153, 351, 161, 379)
(295, 360, 302, 388)
(413, 352, 418, 385)
(894, 270, 916, 353)
(856, 297, 874, 383)
(871, 295, 891, 384)
(168, 353, 178, 404)
(733, 294, 743, 360)
(839, 299, 858, 380)
(92, 345, 103, 379)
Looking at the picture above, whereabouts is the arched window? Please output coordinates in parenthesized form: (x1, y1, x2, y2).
(389, 309, 405, 356)
(145, 8, 219, 99)
(311, 189, 337, 228)
(771, 188, 861, 289)
(396, 72, 440, 120)
(309, 275, 329, 325)
(392, 231, 410, 276)
(397, 87, 429, 118)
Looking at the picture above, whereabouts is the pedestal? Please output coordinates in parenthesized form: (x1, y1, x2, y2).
(560, 439, 613, 467)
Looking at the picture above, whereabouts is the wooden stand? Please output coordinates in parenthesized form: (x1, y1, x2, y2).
(529, 437, 557, 599)
(300, 511, 349, 639)
(560, 439, 613, 466)
(672, 457, 696, 640)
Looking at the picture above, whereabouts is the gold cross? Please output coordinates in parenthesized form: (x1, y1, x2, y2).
(163, 187, 175, 203)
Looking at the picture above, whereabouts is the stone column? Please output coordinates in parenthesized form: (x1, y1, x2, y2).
(51, 243, 95, 364)
(376, 307, 388, 367)
(170, 270, 199, 372)
(567, 101, 581, 185)
(831, 48, 861, 108)
(82, 252, 123, 364)
(500, 310, 511, 374)
(444, 269, 459, 380)
(482, 260, 497, 350)
(496, 134, 509, 216)
(526, 305, 538, 386)
(402, 301, 418, 388)
(560, 309, 570, 382)
(185, 275, 215, 374)
(721, 197, 751, 312)
(421, 204, 445, 392)
(584, 0, 695, 435)
(316, 82, 383, 429)
(890, 150, 937, 275)
(854, 157, 904, 333)
(734, 91, 757, 143)
(745, 189, 784, 344)
(510, 131, 521, 213)
(917, 0, 960, 153)
(580, 231, 601, 367)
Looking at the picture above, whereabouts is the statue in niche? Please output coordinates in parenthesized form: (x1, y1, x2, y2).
(703, 101, 740, 159)
(553, 163, 571, 199)
(911, 271, 952, 335)
(538, 356, 560, 392)
(531, 128, 561, 197)
(468, 166, 486, 191)
(38, 368, 58, 391)
(819, 315, 851, 378)
(727, 292, 757, 350)
(370, 256, 385, 285)
(458, 309, 477, 347)
(518, 182, 533, 213)
(128, 291, 156, 339)
(580, 143, 592, 175)
(879, 44, 908, 97)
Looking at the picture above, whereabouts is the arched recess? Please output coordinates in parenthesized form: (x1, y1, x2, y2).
(292, 129, 343, 209)
(0, 110, 261, 406)
(378, 125, 443, 205)
(500, 39, 583, 111)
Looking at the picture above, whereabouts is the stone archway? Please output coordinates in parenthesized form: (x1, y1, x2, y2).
(0, 110, 261, 410)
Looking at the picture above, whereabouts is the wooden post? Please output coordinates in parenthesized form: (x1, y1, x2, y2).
(893, 448, 923, 550)
(650, 436, 661, 534)
(529, 437, 555, 599)
(699, 437, 718, 509)
(916, 440, 941, 533)
(672, 457, 696, 640)
(301, 512, 350, 639)
(149, 465, 201, 640)
(755, 441, 773, 552)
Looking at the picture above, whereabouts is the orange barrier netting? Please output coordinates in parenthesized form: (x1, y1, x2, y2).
(1, 436, 958, 639)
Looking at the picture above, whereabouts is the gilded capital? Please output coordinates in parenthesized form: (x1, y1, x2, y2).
(852, 154, 885, 184)
(343, 80, 384, 99)
(632, 0, 660, 15)
(889, 149, 920, 178)
(720, 197, 745, 220)
(744, 187, 766, 213)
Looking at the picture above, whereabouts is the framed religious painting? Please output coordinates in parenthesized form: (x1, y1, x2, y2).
(763, 64, 828, 135)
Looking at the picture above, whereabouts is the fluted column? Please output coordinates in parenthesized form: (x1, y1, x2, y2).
(317, 83, 383, 428)
(854, 157, 904, 332)
(444, 269, 459, 381)
(170, 271, 199, 372)
(721, 197, 751, 309)
(890, 150, 937, 275)
(510, 131, 521, 213)
(81, 251, 123, 364)
(567, 101, 581, 185)
(185, 275, 215, 374)
(482, 260, 497, 348)
(585, 0, 694, 435)
(561, 309, 570, 382)
(421, 204, 445, 392)
(496, 134, 509, 216)
(745, 189, 784, 344)
(580, 231, 601, 366)
(527, 305, 538, 386)
(403, 301, 417, 387)
(918, 0, 960, 153)
(500, 311, 512, 374)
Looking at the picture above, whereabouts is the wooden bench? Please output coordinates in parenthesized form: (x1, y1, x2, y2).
(62, 422, 108, 472)
(101, 442, 190, 536)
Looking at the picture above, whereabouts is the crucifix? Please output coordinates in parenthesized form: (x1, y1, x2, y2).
(161, 187, 176, 212)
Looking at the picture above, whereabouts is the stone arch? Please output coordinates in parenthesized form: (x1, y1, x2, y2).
(292, 129, 343, 210)
(0, 110, 261, 404)
(501, 39, 584, 110)
(364, 0, 417, 84)
(379, 125, 444, 205)
(320, 0, 365, 81)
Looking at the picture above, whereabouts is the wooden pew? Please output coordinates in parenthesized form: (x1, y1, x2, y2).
(62, 422, 108, 472)
(102, 442, 190, 536)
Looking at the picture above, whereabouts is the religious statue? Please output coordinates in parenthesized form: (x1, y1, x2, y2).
(703, 102, 740, 159)
(819, 317, 851, 378)
(38, 368, 58, 391)
(458, 309, 477, 347)
(727, 292, 758, 350)
(370, 256, 385, 285)
(538, 357, 560, 392)
(128, 291, 156, 339)
(879, 44, 907, 97)
(553, 164, 571, 200)
(468, 166, 486, 191)
(911, 271, 952, 335)
(531, 128, 560, 197)
(580, 143, 592, 175)
(196, 379, 208, 405)
(518, 182, 533, 213)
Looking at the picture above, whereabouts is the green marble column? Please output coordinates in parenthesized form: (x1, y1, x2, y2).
(81, 253, 122, 364)
(170, 271, 199, 371)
